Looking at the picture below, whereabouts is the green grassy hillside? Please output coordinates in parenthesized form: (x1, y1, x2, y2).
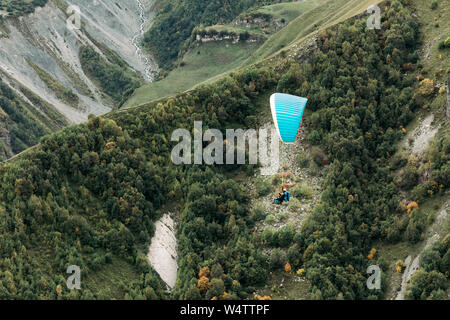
(246, 0, 382, 64)
(124, 40, 262, 107)
(413, 0, 449, 82)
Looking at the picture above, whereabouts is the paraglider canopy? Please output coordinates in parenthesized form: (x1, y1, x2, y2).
(270, 93, 308, 144)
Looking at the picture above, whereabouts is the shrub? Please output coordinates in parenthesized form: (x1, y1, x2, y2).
(406, 269, 447, 299)
(395, 260, 406, 273)
(438, 37, 450, 50)
(271, 174, 281, 186)
(406, 201, 419, 214)
(398, 166, 419, 190)
(391, 149, 409, 170)
(430, 0, 438, 10)
(104, 253, 113, 264)
(417, 78, 435, 97)
(421, 247, 441, 272)
(291, 183, 314, 199)
(251, 202, 266, 221)
(296, 268, 306, 277)
(80, 46, 142, 106)
(368, 248, 377, 260)
(265, 214, 275, 224)
(308, 130, 321, 145)
(277, 212, 287, 222)
(311, 146, 326, 166)
(268, 248, 287, 270)
(411, 183, 428, 202)
(288, 198, 302, 212)
(197, 276, 210, 292)
(262, 227, 274, 243)
(206, 278, 225, 300)
(284, 262, 292, 273)
(278, 225, 295, 247)
(405, 210, 426, 243)
(199, 266, 211, 279)
(296, 150, 309, 168)
(255, 177, 272, 196)
(309, 161, 320, 176)
(441, 249, 450, 275)
(287, 244, 302, 266)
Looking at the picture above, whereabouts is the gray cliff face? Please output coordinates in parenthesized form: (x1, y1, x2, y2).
(0, 0, 158, 125)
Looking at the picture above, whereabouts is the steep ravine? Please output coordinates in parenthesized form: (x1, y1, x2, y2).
(132, 0, 159, 81)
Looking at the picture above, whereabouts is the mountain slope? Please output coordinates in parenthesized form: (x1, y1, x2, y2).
(0, 76, 65, 161)
(0, 0, 158, 158)
(2, 0, 446, 301)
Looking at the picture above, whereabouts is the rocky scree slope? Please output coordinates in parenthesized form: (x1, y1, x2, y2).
(0, 0, 158, 157)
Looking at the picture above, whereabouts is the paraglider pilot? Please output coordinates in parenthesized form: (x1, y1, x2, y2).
(273, 189, 288, 205)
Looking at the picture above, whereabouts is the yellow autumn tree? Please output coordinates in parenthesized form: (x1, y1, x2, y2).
(104, 141, 116, 151)
(303, 244, 315, 262)
(368, 248, 377, 260)
(56, 284, 63, 297)
(395, 260, 406, 273)
(296, 268, 306, 277)
(407, 201, 419, 215)
(197, 276, 210, 293)
(284, 262, 292, 273)
(442, 233, 450, 248)
(418, 78, 434, 96)
(198, 266, 211, 279)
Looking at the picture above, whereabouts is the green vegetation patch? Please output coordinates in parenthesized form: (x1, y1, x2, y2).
(26, 59, 79, 109)
(79, 46, 143, 107)
(0, 77, 58, 157)
(125, 40, 261, 106)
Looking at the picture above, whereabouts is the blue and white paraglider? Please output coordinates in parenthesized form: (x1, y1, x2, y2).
(270, 93, 308, 144)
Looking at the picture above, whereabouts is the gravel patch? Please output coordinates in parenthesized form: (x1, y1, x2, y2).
(147, 213, 178, 290)
(405, 114, 439, 156)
